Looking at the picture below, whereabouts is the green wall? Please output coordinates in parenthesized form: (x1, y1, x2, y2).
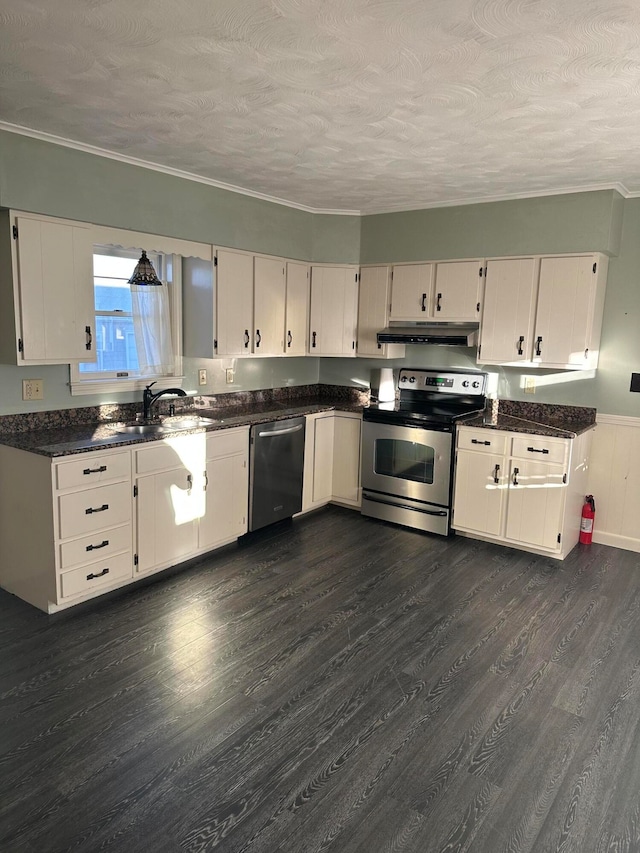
(1, 129, 638, 418)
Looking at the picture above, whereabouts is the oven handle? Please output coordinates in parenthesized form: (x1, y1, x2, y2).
(363, 493, 448, 517)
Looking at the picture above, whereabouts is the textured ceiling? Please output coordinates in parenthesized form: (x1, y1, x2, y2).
(2, 0, 640, 213)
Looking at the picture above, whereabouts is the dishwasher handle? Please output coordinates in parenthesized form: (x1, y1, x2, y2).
(258, 424, 304, 438)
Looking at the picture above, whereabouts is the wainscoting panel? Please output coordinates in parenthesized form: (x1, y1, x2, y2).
(588, 414, 640, 553)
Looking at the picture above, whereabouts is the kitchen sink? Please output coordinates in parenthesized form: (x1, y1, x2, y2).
(114, 416, 219, 436)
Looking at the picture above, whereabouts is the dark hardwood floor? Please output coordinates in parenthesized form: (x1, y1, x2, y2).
(2, 506, 640, 852)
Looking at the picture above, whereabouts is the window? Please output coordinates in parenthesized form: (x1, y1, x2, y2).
(70, 245, 183, 395)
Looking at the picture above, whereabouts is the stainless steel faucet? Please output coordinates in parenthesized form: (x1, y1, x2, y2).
(143, 382, 187, 420)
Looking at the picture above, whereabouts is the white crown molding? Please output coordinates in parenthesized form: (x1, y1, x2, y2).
(0, 121, 360, 217)
(0, 121, 635, 216)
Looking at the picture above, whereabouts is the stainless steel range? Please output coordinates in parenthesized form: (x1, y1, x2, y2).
(361, 368, 487, 535)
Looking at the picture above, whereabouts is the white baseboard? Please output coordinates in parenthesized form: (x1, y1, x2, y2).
(593, 531, 640, 554)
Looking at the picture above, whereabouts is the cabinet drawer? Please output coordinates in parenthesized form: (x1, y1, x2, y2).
(56, 451, 130, 490)
(457, 429, 507, 455)
(59, 551, 132, 601)
(58, 481, 131, 539)
(511, 435, 568, 465)
(59, 524, 132, 570)
(206, 427, 248, 461)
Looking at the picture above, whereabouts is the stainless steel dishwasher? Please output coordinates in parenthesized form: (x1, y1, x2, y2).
(249, 417, 306, 532)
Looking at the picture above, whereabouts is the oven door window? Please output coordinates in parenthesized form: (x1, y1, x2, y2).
(374, 438, 435, 484)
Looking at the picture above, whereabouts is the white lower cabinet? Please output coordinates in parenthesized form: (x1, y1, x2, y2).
(301, 411, 362, 513)
(452, 426, 594, 559)
(134, 427, 248, 575)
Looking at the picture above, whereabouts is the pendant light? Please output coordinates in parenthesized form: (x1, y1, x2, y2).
(128, 250, 162, 286)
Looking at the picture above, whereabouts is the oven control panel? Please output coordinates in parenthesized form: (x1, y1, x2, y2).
(398, 368, 487, 395)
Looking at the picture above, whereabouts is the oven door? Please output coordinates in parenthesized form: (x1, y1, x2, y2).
(362, 420, 452, 506)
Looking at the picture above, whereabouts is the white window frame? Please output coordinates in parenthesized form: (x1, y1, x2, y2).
(70, 246, 184, 396)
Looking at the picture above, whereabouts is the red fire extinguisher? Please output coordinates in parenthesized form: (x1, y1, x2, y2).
(579, 495, 596, 544)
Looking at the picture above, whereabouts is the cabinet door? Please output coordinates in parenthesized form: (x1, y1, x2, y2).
(15, 215, 94, 363)
(389, 263, 434, 321)
(479, 258, 538, 364)
(254, 256, 285, 355)
(332, 414, 361, 504)
(357, 265, 403, 359)
(216, 249, 254, 356)
(453, 450, 505, 537)
(309, 266, 358, 356)
(433, 260, 483, 321)
(199, 453, 248, 551)
(136, 468, 199, 573)
(505, 460, 565, 550)
(533, 256, 596, 368)
(312, 415, 335, 503)
(285, 261, 309, 356)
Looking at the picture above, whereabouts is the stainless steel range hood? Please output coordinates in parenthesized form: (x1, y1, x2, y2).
(376, 323, 480, 347)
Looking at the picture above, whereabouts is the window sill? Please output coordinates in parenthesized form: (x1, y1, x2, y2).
(69, 375, 186, 396)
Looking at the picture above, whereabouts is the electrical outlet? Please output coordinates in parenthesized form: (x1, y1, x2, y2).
(524, 376, 536, 394)
(22, 379, 43, 401)
(226, 368, 234, 384)
(198, 368, 207, 386)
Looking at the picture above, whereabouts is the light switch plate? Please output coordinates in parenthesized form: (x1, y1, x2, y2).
(226, 368, 234, 384)
(524, 376, 536, 394)
(198, 368, 207, 386)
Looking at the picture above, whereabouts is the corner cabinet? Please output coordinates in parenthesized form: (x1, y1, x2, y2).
(0, 210, 94, 365)
(479, 253, 608, 370)
(301, 411, 362, 512)
(452, 426, 594, 559)
(309, 265, 359, 356)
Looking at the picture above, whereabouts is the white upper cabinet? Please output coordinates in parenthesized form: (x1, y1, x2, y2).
(479, 257, 539, 365)
(479, 252, 608, 370)
(357, 265, 405, 359)
(253, 256, 286, 356)
(0, 211, 94, 365)
(389, 263, 434, 321)
(216, 248, 254, 357)
(309, 265, 359, 357)
(432, 260, 484, 321)
(285, 261, 309, 356)
(533, 254, 608, 369)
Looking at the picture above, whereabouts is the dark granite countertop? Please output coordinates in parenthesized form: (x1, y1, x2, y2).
(0, 397, 365, 458)
(459, 400, 597, 438)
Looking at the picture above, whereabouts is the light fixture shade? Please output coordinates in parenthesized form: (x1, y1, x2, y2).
(128, 250, 162, 286)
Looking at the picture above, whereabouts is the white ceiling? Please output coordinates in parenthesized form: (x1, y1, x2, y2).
(2, 0, 640, 214)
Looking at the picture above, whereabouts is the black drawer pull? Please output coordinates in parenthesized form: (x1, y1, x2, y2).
(527, 447, 549, 454)
(85, 503, 109, 515)
(83, 465, 107, 475)
(471, 439, 491, 446)
(86, 567, 110, 581)
(86, 540, 109, 552)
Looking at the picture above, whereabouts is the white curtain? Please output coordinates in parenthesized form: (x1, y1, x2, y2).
(131, 283, 175, 375)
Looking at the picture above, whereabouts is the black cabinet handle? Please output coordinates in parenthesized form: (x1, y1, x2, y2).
(85, 503, 108, 515)
(86, 567, 109, 581)
(312, 331, 317, 348)
(421, 293, 427, 312)
(517, 335, 525, 355)
(83, 465, 107, 475)
(527, 446, 549, 454)
(471, 439, 491, 446)
(255, 329, 261, 348)
(86, 540, 109, 552)
(535, 336, 543, 356)
(512, 467, 519, 486)
(287, 330, 292, 348)
(85, 326, 92, 351)
(243, 329, 250, 348)
(493, 464, 500, 484)
(436, 292, 442, 312)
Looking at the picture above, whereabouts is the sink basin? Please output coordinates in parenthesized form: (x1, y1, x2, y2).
(114, 416, 219, 436)
(116, 423, 171, 435)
